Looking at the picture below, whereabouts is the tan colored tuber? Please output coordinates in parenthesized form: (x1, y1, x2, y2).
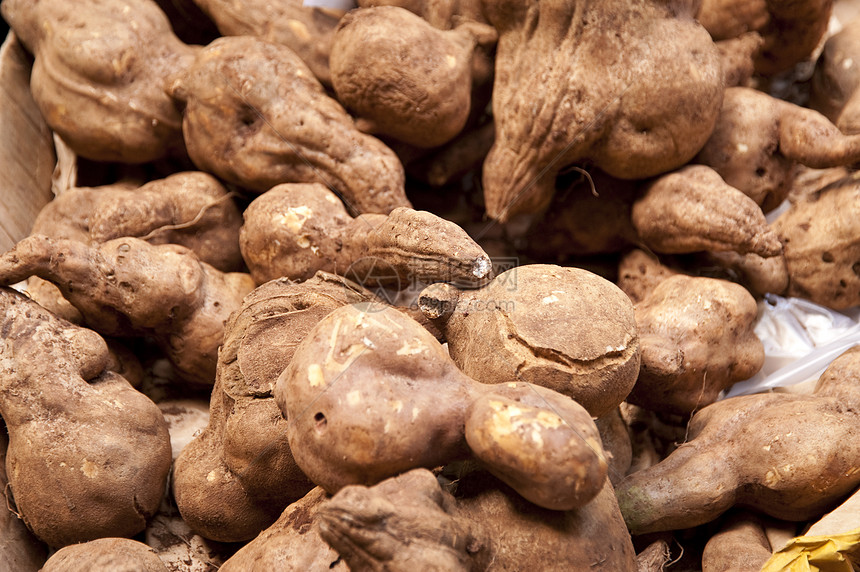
(167, 35, 410, 214)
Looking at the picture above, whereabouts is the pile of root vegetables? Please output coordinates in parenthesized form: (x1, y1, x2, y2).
(3, 0, 860, 569)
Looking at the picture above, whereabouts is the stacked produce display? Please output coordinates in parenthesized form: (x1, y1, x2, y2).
(1, 0, 860, 569)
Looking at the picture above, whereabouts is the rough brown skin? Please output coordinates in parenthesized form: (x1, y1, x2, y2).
(40, 538, 169, 572)
(1, 0, 196, 163)
(632, 165, 782, 258)
(173, 274, 379, 542)
(406, 120, 496, 187)
(615, 346, 860, 534)
(701, 511, 774, 572)
(190, 0, 344, 86)
(420, 264, 640, 418)
(481, 0, 723, 221)
(318, 469, 637, 571)
(696, 0, 832, 76)
(31, 172, 244, 272)
(595, 407, 633, 486)
(218, 487, 347, 572)
(276, 303, 608, 512)
(704, 249, 789, 297)
(330, 6, 495, 148)
(239, 182, 492, 287)
(0, 428, 47, 571)
(715, 32, 764, 87)
(0, 288, 172, 548)
(616, 249, 678, 305)
(627, 274, 764, 416)
(696, 87, 860, 213)
(167, 36, 410, 215)
(771, 171, 860, 309)
(0, 235, 254, 385)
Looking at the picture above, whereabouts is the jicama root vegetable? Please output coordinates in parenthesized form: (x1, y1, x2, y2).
(627, 274, 764, 416)
(701, 511, 775, 572)
(173, 274, 379, 542)
(418, 264, 640, 417)
(239, 182, 492, 286)
(40, 538, 168, 572)
(481, 0, 723, 220)
(615, 346, 860, 534)
(30, 171, 243, 272)
(696, 87, 860, 212)
(0, 428, 47, 571)
(1, 0, 196, 162)
(631, 165, 782, 258)
(696, 0, 832, 76)
(0, 235, 254, 385)
(166, 35, 411, 214)
(189, 0, 344, 85)
(0, 288, 172, 548)
(318, 468, 637, 571)
(616, 249, 678, 305)
(329, 6, 496, 148)
(276, 303, 608, 511)
(218, 488, 346, 572)
(810, 17, 860, 127)
(771, 170, 860, 310)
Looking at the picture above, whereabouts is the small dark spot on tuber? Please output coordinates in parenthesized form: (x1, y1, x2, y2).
(755, 167, 767, 177)
(315, 412, 327, 432)
(822, 252, 835, 263)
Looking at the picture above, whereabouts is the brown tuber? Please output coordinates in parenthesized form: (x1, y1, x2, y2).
(627, 274, 765, 416)
(419, 264, 640, 418)
(0, 235, 254, 385)
(481, 0, 723, 220)
(1, 0, 196, 163)
(329, 6, 496, 148)
(0, 288, 172, 548)
(40, 538, 169, 572)
(616, 346, 860, 534)
(318, 468, 637, 571)
(167, 35, 411, 214)
(239, 182, 492, 287)
(173, 273, 380, 542)
(276, 303, 609, 512)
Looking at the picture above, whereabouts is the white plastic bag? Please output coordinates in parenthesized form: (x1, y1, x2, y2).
(724, 294, 860, 398)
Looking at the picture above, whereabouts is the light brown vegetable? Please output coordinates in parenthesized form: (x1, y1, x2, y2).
(0, 288, 172, 547)
(696, 0, 832, 76)
(190, 0, 344, 85)
(771, 171, 860, 309)
(30, 172, 244, 272)
(167, 35, 410, 214)
(40, 538, 168, 572)
(701, 511, 775, 572)
(330, 6, 496, 148)
(627, 274, 764, 416)
(696, 87, 860, 212)
(218, 487, 346, 572)
(0, 427, 47, 571)
(1, 0, 196, 163)
(616, 249, 678, 305)
(631, 165, 782, 258)
(481, 0, 722, 220)
(173, 274, 379, 542)
(0, 235, 254, 385)
(615, 346, 860, 534)
(276, 303, 608, 511)
(319, 468, 637, 571)
(419, 264, 640, 418)
(595, 408, 633, 486)
(239, 182, 492, 287)
(810, 17, 860, 126)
